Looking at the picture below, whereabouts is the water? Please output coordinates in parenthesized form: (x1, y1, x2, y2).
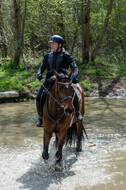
(0, 98, 126, 190)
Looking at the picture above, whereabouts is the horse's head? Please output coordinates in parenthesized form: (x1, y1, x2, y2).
(54, 71, 75, 115)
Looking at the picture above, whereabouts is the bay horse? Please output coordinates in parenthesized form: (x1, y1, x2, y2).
(42, 71, 87, 163)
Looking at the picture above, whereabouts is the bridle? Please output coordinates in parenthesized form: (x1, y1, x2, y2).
(56, 81, 75, 105)
(43, 78, 75, 124)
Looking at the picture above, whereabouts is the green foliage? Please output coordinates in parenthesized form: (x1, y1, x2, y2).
(1, 0, 126, 63)
(80, 79, 95, 91)
(0, 59, 41, 93)
(1, 0, 126, 99)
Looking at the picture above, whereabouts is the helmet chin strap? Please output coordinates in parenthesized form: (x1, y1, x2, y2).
(56, 44, 60, 52)
(56, 43, 62, 52)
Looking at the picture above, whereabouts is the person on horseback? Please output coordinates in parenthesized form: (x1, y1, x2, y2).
(36, 34, 83, 127)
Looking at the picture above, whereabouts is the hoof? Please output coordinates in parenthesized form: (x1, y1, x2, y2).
(42, 152, 49, 160)
(76, 147, 82, 152)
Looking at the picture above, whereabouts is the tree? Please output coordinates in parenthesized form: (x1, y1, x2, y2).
(0, 0, 7, 58)
(91, 0, 114, 62)
(81, 0, 90, 62)
(12, 0, 27, 65)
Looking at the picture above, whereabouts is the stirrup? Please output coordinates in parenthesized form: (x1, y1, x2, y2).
(36, 118, 43, 127)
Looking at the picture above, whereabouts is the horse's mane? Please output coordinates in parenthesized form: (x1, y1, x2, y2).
(57, 73, 71, 81)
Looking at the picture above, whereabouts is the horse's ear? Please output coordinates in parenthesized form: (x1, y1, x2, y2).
(54, 70, 59, 78)
(68, 71, 73, 78)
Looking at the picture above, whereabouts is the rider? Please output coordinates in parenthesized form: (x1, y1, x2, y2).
(36, 34, 83, 127)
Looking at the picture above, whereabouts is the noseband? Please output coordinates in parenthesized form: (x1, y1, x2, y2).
(43, 78, 75, 124)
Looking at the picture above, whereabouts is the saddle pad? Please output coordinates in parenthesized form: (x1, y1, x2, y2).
(73, 83, 82, 101)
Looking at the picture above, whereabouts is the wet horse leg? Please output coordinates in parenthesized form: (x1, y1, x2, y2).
(55, 131, 67, 163)
(53, 134, 58, 148)
(42, 131, 52, 160)
(76, 122, 83, 152)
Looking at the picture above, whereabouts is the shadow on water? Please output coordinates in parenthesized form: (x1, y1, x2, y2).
(16, 147, 78, 190)
(85, 98, 126, 133)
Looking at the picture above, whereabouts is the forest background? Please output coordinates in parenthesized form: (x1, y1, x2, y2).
(0, 0, 126, 101)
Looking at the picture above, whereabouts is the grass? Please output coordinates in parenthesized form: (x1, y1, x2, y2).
(0, 60, 42, 98)
(0, 56, 126, 100)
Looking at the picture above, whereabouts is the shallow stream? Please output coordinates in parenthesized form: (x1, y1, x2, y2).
(0, 98, 126, 190)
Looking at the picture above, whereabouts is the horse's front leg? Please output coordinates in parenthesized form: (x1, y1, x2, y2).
(42, 131, 52, 161)
(55, 131, 66, 163)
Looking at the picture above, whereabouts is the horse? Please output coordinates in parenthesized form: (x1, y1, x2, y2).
(41, 71, 87, 163)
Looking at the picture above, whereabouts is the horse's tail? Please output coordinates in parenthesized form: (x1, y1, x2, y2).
(65, 122, 88, 146)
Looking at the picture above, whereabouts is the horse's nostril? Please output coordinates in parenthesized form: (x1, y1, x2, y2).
(65, 108, 74, 115)
(65, 108, 69, 114)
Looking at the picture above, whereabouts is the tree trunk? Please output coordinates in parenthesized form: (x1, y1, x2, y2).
(70, 28, 78, 55)
(81, 0, 90, 63)
(12, 0, 27, 65)
(56, 1, 66, 49)
(0, 0, 7, 58)
(91, 0, 114, 62)
(70, 4, 79, 55)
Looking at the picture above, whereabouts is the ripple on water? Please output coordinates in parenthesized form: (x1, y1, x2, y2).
(0, 138, 118, 190)
(0, 98, 126, 190)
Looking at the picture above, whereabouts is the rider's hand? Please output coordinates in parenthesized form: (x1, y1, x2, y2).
(72, 76, 78, 84)
(37, 74, 43, 81)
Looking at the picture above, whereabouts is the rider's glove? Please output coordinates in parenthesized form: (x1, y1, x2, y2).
(37, 74, 43, 81)
(72, 75, 78, 84)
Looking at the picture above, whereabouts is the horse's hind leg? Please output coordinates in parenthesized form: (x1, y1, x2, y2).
(53, 134, 58, 148)
(42, 131, 52, 160)
(76, 122, 83, 152)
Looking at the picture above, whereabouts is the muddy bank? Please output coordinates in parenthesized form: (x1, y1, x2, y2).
(90, 78, 126, 98)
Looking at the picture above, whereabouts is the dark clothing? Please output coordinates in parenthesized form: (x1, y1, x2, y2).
(36, 50, 82, 121)
(36, 80, 51, 102)
(36, 50, 78, 103)
(38, 50, 78, 79)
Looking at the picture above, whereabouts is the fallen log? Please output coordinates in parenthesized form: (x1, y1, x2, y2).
(0, 91, 19, 99)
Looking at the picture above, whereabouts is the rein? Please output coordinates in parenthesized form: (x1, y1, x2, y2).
(43, 84, 63, 107)
(43, 79, 75, 124)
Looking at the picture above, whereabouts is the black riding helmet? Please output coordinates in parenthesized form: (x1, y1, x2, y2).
(49, 35, 64, 52)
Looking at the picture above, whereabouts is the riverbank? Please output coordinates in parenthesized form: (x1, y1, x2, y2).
(0, 60, 126, 103)
(0, 78, 126, 103)
(90, 78, 126, 98)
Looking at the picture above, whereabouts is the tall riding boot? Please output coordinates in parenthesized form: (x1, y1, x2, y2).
(36, 101, 43, 127)
(73, 93, 83, 122)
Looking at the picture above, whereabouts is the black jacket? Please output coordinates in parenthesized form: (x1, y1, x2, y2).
(38, 50, 78, 78)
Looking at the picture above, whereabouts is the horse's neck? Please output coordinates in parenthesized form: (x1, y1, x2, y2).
(48, 85, 62, 118)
